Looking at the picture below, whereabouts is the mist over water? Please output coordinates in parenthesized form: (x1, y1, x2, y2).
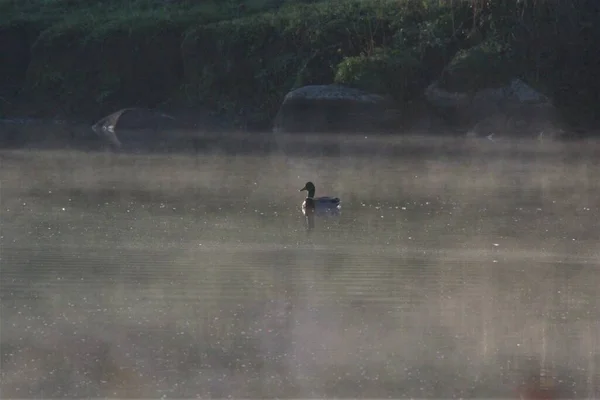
(1, 135, 599, 398)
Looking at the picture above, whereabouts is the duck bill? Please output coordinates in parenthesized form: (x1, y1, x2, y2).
(299, 186, 307, 192)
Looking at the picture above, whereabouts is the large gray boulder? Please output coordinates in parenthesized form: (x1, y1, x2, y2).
(273, 85, 402, 134)
(424, 78, 559, 138)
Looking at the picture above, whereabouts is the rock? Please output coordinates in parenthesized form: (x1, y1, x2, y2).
(424, 78, 559, 138)
(91, 107, 233, 152)
(272, 85, 402, 134)
(92, 108, 193, 149)
(402, 101, 457, 136)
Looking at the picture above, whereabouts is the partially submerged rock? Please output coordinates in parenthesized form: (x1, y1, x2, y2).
(91, 108, 182, 148)
(273, 85, 402, 134)
(91, 107, 234, 151)
(424, 78, 559, 137)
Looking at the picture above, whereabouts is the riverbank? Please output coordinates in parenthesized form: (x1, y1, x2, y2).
(1, 0, 599, 132)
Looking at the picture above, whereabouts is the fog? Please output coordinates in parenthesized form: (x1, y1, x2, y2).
(1, 134, 599, 398)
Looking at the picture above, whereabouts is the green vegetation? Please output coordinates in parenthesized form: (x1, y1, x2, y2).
(334, 48, 423, 102)
(1, 0, 598, 129)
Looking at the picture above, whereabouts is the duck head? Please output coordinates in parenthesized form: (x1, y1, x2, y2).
(299, 181, 316, 197)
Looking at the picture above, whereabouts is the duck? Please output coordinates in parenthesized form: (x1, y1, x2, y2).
(299, 181, 341, 217)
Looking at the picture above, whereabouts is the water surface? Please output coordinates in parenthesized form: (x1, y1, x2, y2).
(1, 136, 599, 398)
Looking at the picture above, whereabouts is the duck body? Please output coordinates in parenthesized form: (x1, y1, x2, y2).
(301, 196, 341, 217)
(300, 182, 341, 218)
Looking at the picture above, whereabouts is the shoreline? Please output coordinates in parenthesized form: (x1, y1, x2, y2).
(1, 129, 598, 159)
(2, 1, 598, 135)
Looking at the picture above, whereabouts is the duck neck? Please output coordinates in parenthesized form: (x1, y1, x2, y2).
(306, 188, 315, 198)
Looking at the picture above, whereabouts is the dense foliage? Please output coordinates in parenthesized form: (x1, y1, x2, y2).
(1, 0, 598, 129)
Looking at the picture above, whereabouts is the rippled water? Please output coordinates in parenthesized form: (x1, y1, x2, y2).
(1, 136, 600, 398)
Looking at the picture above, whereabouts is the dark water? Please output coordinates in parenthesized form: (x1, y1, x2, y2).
(1, 137, 600, 398)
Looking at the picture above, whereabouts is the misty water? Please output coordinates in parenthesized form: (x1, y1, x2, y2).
(1, 135, 599, 398)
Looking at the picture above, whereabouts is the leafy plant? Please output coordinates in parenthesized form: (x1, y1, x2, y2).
(334, 47, 422, 102)
(439, 39, 515, 92)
